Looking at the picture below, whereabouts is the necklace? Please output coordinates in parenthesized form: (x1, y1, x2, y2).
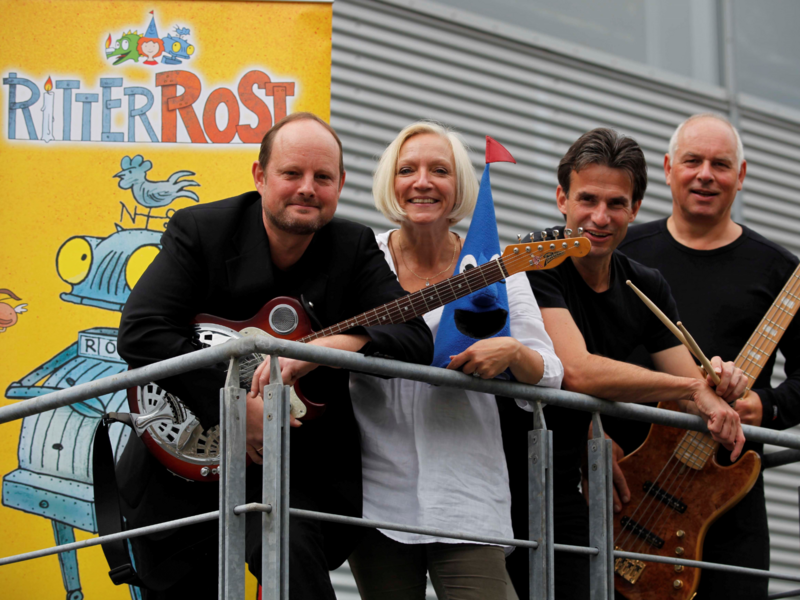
(397, 231, 459, 287)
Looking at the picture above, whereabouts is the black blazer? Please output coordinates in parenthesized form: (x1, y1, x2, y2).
(117, 191, 433, 517)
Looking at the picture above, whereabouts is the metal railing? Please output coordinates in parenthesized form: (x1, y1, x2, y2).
(1, 334, 799, 599)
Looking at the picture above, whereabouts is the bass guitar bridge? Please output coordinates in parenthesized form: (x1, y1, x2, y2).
(614, 547, 646, 585)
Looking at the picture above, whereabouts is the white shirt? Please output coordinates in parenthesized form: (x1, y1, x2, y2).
(350, 230, 563, 545)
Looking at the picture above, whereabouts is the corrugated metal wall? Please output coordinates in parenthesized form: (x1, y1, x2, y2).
(330, 0, 800, 595)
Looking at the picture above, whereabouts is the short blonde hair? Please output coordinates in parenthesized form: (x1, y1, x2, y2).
(373, 121, 479, 225)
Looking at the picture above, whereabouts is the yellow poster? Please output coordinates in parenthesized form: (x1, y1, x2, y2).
(0, 1, 331, 597)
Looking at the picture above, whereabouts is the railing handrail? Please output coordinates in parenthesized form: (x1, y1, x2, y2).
(2, 334, 800, 452)
(2, 334, 800, 598)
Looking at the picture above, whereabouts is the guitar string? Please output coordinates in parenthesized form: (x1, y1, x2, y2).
(227, 244, 579, 390)
(616, 436, 694, 551)
(238, 257, 509, 386)
(617, 271, 800, 554)
(301, 245, 553, 340)
(625, 431, 712, 555)
(299, 243, 573, 341)
(622, 430, 713, 555)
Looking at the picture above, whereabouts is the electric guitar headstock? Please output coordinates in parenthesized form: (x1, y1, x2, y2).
(501, 228, 591, 276)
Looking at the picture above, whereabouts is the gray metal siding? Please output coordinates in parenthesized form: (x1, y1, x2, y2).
(331, 0, 800, 595)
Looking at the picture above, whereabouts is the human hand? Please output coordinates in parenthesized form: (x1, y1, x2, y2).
(691, 382, 745, 461)
(582, 427, 630, 513)
(250, 357, 308, 429)
(610, 437, 630, 513)
(446, 337, 523, 379)
(707, 356, 748, 404)
(733, 390, 763, 426)
(246, 391, 266, 465)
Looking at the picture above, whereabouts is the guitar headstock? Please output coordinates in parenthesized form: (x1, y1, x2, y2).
(501, 236, 591, 275)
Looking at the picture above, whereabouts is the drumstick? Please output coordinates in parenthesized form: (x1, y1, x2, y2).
(625, 280, 720, 385)
(625, 280, 688, 347)
(677, 321, 721, 386)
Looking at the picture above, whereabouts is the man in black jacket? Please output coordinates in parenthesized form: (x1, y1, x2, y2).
(116, 112, 434, 599)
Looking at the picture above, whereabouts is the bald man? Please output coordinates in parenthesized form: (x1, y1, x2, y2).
(617, 113, 800, 599)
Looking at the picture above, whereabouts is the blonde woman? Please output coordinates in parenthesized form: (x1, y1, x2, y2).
(348, 122, 563, 600)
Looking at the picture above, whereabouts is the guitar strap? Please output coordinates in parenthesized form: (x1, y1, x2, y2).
(92, 416, 146, 588)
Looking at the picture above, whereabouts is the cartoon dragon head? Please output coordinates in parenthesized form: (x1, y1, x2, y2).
(106, 30, 142, 65)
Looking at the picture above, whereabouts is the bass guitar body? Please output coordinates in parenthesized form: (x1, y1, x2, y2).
(127, 297, 324, 482)
(614, 403, 760, 600)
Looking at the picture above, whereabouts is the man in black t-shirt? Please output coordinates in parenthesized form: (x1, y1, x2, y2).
(618, 113, 800, 600)
(504, 128, 747, 600)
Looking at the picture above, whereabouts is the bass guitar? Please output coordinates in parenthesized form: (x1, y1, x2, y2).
(127, 235, 591, 481)
(614, 262, 800, 599)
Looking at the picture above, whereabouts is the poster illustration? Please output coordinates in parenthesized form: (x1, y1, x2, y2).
(0, 1, 332, 597)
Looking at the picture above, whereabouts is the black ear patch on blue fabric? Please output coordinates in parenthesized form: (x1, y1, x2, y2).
(454, 308, 508, 339)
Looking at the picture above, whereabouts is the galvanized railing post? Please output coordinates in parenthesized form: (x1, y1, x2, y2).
(529, 401, 554, 600)
(261, 355, 290, 599)
(588, 413, 614, 600)
(219, 356, 247, 599)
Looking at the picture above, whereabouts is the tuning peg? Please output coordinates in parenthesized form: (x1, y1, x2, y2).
(540, 230, 548, 241)
(517, 234, 522, 242)
(565, 228, 572, 237)
(528, 232, 535, 242)
(577, 227, 584, 236)
(553, 229, 560, 239)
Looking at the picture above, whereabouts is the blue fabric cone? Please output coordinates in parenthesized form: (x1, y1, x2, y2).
(431, 164, 511, 369)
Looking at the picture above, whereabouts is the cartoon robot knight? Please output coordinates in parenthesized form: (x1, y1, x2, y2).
(1, 156, 197, 600)
(161, 26, 195, 65)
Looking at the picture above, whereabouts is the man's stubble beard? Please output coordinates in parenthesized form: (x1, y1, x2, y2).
(263, 205, 332, 235)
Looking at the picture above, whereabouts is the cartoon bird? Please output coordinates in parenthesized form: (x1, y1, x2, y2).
(0, 289, 27, 333)
(106, 30, 142, 65)
(161, 25, 195, 64)
(115, 155, 200, 216)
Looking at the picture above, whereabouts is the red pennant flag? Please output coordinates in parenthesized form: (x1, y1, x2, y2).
(485, 136, 516, 164)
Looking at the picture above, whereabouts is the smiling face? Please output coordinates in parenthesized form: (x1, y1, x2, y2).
(557, 163, 641, 261)
(253, 119, 344, 238)
(394, 133, 457, 228)
(141, 40, 160, 59)
(666, 117, 746, 224)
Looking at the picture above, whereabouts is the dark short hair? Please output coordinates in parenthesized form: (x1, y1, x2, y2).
(557, 128, 647, 203)
(257, 112, 344, 179)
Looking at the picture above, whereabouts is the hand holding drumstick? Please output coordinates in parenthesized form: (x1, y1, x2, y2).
(626, 280, 747, 399)
(626, 280, 747, 459)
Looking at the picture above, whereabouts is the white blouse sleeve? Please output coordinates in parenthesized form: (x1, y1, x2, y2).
(507, 272, 563, 390)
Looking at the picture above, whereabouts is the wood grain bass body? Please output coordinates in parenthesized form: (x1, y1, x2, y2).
(614, 403, 761, 600)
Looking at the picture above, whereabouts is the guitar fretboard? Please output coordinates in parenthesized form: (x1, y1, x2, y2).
(677, 263, 800, 464)
(298, 258, 508, 342)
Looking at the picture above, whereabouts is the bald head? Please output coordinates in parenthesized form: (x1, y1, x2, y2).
(668, 113, 744, 170)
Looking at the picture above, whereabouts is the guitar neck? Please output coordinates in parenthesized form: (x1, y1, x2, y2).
(298, 258, 508, 343)
(686, 261, 800, 458)
(734, 262, 800, 391)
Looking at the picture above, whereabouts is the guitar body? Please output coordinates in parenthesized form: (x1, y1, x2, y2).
(127, 297, 326, 482)
(614, 403, 761, 600)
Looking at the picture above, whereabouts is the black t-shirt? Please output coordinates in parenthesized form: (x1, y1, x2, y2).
(527, 247, 681, 493)
(618, 218, 800, 456)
